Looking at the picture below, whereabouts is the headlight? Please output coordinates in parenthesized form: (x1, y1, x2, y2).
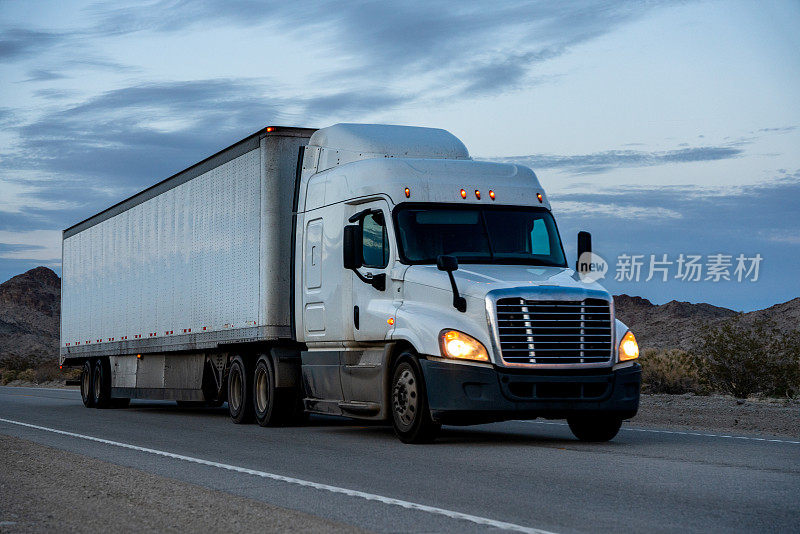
(439, 330, 489, 362)
(619, 330, 639, 361)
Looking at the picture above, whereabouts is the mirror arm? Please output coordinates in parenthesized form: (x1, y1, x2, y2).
(446, 271, 467, 312)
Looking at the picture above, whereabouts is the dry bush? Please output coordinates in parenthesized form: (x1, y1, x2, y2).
(640, 348, 704, 394)
(16, 368, 36, 382)
(34, 361, 62, 383)
(693, 317, 800, 399)
(1, 369, 18, 385)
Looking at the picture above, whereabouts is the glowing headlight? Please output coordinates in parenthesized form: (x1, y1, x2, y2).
(619, 330, 639, 361)
(439, 330, 489, 362)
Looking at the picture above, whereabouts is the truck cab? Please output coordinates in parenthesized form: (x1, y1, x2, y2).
(293, 124, 641, 442)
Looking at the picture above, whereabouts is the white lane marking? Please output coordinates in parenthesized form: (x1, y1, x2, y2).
(0, 417, 555, 534)
(516, 420, 800, 445)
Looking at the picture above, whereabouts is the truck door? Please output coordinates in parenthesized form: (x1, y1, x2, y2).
(348, 200, 398, 343)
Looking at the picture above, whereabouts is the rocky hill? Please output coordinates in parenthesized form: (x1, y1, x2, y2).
(0, 267, 60, 363)
(614, 294, 800, 350)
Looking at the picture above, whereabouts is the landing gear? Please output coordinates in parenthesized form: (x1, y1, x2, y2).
(567, 415, 622, 442)
(390, 353, 440, 444)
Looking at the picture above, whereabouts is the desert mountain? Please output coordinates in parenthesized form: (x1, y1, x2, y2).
(0, 267, 60, 362)
(614, 294, 800, 350)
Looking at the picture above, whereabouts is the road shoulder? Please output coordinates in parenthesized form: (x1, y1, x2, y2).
(0, 434, 365, 533)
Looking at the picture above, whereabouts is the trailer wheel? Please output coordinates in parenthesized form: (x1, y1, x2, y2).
(228, 356, 254, 424)
(567, 415, 622, 442)
(253, 356, 300, 426)
(81, 360, 94, 408)
(390, 353, 440, 444)
(92, 358, 112, 409)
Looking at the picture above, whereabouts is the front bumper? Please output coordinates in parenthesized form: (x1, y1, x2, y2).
(420, 359, 641, 425)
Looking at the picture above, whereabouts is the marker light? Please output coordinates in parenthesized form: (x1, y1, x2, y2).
(136, 354, 142, 359)
(404, 187, 411, 198)
(460, 189, 467, 199)
(474, 190, 481, 199)
(387, 317, 395, 326)
(537, 192, 543, 203)
(266, 127, 274, 132)
(619, 331, 639, 361)
(489, 190, 495, 200)
(439, 330, 489, 362)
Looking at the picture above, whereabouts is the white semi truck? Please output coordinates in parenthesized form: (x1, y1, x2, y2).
(60, 123, 641, 443)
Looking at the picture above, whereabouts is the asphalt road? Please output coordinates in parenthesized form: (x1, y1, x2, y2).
(1, 386, 798, 533)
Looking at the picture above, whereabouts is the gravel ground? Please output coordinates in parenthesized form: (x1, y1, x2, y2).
(0, 435, 366, 533)
(635, 393, 800, 438)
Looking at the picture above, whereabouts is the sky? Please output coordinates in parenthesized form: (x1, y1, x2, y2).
(0, 0, 798, 311)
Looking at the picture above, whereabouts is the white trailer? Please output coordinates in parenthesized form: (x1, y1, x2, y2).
(62, 123, 642, 443)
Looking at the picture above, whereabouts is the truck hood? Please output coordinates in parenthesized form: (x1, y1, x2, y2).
(402, 264, 610, 299)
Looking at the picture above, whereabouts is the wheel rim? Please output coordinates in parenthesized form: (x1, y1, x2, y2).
(82, 366, 90, 398)
(230, 368, 242, 412)
(93, 366, 101, 401)
(255, 366, 269, 413)
(392, 366, 418, 431)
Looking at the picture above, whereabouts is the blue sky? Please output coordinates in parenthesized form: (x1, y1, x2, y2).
(0, 0, 798, 311)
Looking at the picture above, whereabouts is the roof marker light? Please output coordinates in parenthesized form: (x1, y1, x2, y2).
(489, 190, 495, 200)
(537, 192, 543, 203)
(474, 190, 481, 200)
(266, 127, 274, 132)
(460, 189, 467, 199)
(404, 187, 410, 198)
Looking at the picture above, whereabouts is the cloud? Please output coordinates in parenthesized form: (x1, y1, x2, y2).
(0, 28, 64, 61)
(22, 69, 67, 82)
(83, 1, 671, 99)
(551, 173, 800, 310)
(485, 145, 744, 175)
(0, 230, 62, 261)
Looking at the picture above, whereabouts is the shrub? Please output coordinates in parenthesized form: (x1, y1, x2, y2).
(34, 361, 62, 383)
(640, 348, 703, 394)
(16, 368, 36, 383)
(1, 369, 18, 385)
(693, 317, 800, 399)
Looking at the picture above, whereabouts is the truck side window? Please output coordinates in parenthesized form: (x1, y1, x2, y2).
(361, 212, 389, 268)
(530, 219, 551, 255)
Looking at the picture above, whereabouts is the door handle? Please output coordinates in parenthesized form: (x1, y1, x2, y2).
(353, 306, 360, 330)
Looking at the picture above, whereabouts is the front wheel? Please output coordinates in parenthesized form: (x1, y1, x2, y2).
(391, 354, 440, 444)
(567, 415, 622, 442)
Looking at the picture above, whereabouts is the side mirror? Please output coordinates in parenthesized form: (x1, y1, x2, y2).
(576, 231, 592, 270)
(343, 225, 362, 270)
(437, 255, 458, 272)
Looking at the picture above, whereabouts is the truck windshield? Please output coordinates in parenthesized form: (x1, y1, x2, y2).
(394, 205, 567, 267)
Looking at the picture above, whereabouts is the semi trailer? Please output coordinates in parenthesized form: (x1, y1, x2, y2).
(60, 123, 641, 443)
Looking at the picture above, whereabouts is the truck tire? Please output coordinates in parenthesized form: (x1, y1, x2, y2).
(254, 356, 284, 426)
(567, 415, 622, 442)
(227, 356, 254, 424)
(81, 360, 94, 408)
(390, 354, 440, 444)
(92, 358, 112, 409)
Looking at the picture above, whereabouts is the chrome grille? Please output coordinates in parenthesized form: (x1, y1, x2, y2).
(495, 298, 612, 365)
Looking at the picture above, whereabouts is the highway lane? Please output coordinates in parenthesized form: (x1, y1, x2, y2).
(1, 386, 798, 533)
